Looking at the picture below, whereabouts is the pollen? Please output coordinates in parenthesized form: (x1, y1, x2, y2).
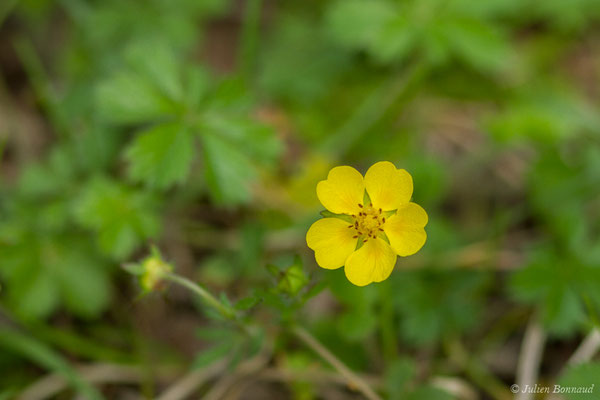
(351, 203, 385, 239)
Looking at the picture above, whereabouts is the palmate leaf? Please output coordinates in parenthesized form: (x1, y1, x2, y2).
(74, 177, 160, 259)
(199, 114, 280, 205)
(125, 123, 195, 188)
(509, 249, 600, 336)
(0, 230, 111, 319)
(96, 71, 178, 124)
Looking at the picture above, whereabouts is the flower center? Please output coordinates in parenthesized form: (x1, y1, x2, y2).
(349, 203, 385, 242)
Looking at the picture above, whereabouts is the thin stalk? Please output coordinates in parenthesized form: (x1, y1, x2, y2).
(238, 0, 263, 81)
(13, 37, 70, 138)
(378, 280, 398, 363)
(293, 326, 382, 400)
(320, 60, 428, 158)
(164, 273, 236, 321)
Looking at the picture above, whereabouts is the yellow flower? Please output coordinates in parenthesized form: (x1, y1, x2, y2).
(306, 161, 428, 286)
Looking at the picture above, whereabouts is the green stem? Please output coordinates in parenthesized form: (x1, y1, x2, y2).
(238, 0, 263, 81)
(164, 273, 237, 321)
(320, 60, 428, 158)
(378, 280, 398, 363)
(13, 37, 70, 138)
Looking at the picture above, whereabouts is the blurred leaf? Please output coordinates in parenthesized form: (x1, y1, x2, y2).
(385, 357, 416, 400)
(198, 113, 280, 205)
(405, 385, 454, 400)
(393, 269, 491, 345)
(558, 362, 600, 399)
(0, 329, 104, 400)
(75, 177, 160, 259)
(124, 39, 184, 102)
(126, 123, 195, 188)
(192, 341, 231, 368)
(510, 249, 600, 336)
(201, 131, 256, 204)
(96, 71, 178, 124)
(442, 18, 509, 73)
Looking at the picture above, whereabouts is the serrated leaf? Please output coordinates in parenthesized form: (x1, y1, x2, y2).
(126, 123, 195, 188)
(124, 39, 184, 102)
(96, 71, 177, 124)
(200, 131, 257, 205)
(235, 296, 260, 311)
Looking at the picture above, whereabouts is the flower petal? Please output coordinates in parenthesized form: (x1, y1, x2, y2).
(364, 161, 413, 211)
(316, 166, 365, 215)
(383, 203, 428, 256)
(344, 238, 397, 286)
(306, 218, 358, 269)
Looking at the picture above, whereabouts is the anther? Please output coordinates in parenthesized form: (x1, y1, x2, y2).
(363, 239, 368, 243)
(348, 225, 353, 228)
(379, 228, 384, 232)
(358, 204, 363, 208)
(372, 216, 377, 219)
(382, 217, 385, 222)
(352, 235, 358, 238)
(379, 208, 382, 213)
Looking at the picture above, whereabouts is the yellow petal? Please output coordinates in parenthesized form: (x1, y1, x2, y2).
(344, 238, 397, 286)
(316, 166, 365, 215)
(364, 161, 413, 211)
(383, 203, 428, 257)
(306, 218, 358, 269)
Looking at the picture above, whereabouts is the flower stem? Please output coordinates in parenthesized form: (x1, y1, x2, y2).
(164, 273, 237, 321)
(292, 326, 382, 400)
(378, 280, 398, 363)
(238, 0, 263, 80)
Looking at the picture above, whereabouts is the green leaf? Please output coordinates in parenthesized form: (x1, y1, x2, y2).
(406, 386, 454, 400)
(126, 123, 195, 188)
(75, 177, 160, 259)
(192, 341, 232, 368)
(124, 39, 184, 102)
(393, 269, 491, 345)
(235, 295, 261, 311)
(57, 257, 111, 318)
(326, 0, 396, 51)
(15, 268, 60, 319)
(385, 358, 416, 400)
(0, 329, 104, 400)
(200, 131, 257, 205)
(442, 18, 509, 73)
(320, 210, 354, 222)
(509, 250, 594, 337)
(558, 362, 600, 399)
(96, 71, 177, 124)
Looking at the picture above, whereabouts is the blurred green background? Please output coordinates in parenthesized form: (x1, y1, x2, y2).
(1, 0, 600, 398)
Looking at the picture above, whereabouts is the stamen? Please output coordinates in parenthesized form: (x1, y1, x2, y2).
(352, 235, 358, 238)
(379, 228, 384, 232)
(363, 239, 368, 243)
(379, 208, 382, 213)
(382, 217, 385, 223)
(358, 204, 363, 208)
(348, 225, 353, 228)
